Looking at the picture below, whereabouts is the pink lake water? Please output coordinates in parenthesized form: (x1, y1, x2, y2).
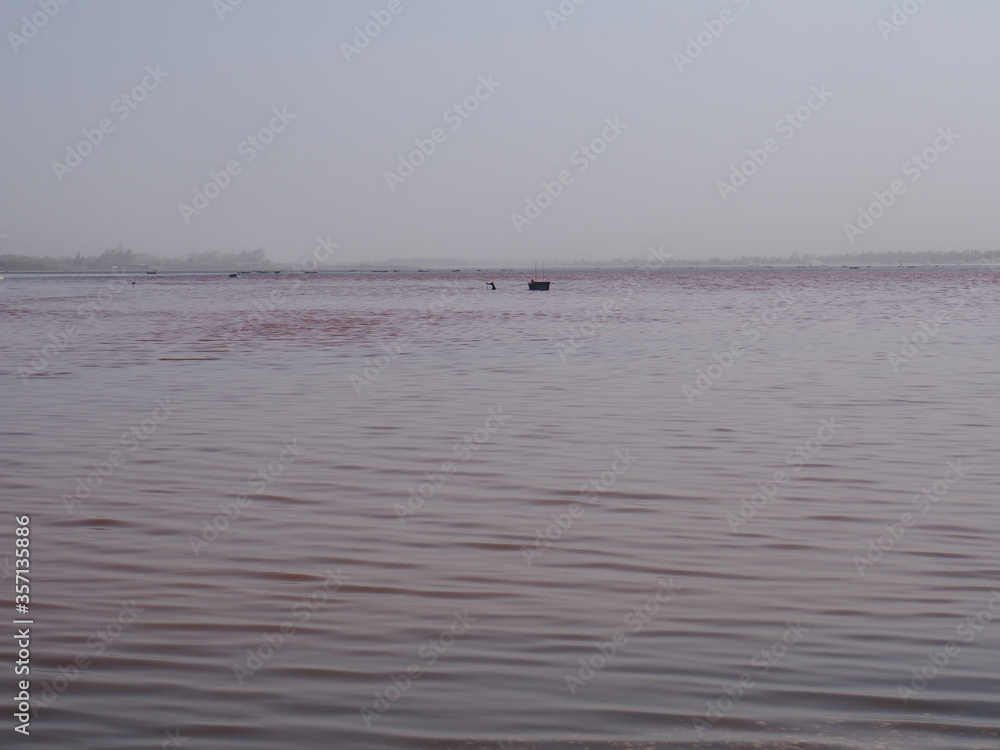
(1, 267, 999, 749)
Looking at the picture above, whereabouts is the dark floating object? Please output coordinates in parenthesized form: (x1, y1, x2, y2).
(229, 273, 240, 278)
(528, 262, 550, 290)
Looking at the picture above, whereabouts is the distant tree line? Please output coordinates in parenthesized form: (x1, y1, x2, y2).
(3, 245, 998, 272)
(613, 248, 1000, 267)
(0, 244, 271, 271)
(725, 249, 1000, 266)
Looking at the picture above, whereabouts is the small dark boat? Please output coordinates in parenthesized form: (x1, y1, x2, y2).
(528, 263, 550, 290)
(229, 273, 240, 278)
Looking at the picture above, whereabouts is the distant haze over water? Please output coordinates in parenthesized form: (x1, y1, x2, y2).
(2, 1, 999, 263)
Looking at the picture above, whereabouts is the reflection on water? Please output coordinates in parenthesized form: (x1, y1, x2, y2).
(1, 268, 998, 750)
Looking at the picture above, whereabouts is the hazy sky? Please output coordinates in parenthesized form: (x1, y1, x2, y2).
(2, 0, 997, 264)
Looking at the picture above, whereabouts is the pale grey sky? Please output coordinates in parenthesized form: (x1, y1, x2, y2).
(1, 0, 997, 264)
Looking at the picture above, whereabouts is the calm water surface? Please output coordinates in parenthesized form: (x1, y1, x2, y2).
(1, 268, 998, 750)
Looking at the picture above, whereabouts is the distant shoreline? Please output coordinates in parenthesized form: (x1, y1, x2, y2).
(4, 248, 998, 275)
(5, 263, 998, 276)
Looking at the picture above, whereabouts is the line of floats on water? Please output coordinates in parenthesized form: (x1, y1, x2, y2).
(225, 265, 552, 289)
(7, 262, 992, 287)
(223, 268, 551, 289)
